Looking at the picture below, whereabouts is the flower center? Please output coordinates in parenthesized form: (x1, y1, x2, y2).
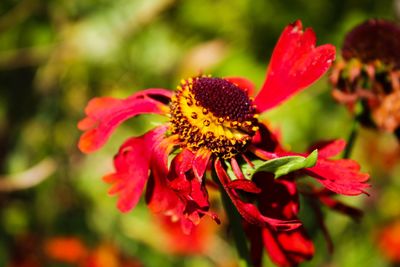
(170, 76, 259, 159)
(342, 19, 400, 68)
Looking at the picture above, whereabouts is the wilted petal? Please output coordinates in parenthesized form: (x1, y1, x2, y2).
(255, 20, 335, 112)
(78, 88, 171, 153)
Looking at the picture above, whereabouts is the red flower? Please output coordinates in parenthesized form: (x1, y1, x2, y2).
(77, 20, 366, 251)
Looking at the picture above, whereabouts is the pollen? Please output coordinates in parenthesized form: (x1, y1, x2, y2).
(169, 76, 259, 159)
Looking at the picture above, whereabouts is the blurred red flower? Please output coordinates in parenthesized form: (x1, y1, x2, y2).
(377, 220, 400, 263)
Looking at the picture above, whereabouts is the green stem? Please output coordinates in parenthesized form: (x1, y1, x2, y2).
(343, 119, 359, 159)
(220, 187, 252, 267)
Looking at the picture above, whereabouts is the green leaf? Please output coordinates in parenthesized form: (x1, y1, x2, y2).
(248, 150, 318, 178)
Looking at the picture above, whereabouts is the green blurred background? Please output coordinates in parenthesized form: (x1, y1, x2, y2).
(1, 0, 400, 266)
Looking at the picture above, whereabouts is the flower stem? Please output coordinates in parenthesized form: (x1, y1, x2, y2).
(220, 189, 252, 267)
(343, 119, 359, 159)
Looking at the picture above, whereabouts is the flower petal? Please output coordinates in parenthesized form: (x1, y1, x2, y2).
(103, 126, 167, 212)
(78, 88, 172, 153)
(192, 148, 212, 181)
(146, 135, 180, 214)
(306, 158, 370, 195)
(214, 159, 301, 230)
(263, 226, 314, 267)
(227, 179, 261, 194)
(308, 139, 346, 158)
(254, 20, 336, 112)
(168, 149, 216, 227)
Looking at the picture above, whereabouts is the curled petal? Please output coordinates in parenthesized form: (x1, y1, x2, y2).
(255, 20, 336, 112)
(78, 88, 172, 153)
(103, 126, 167, 212)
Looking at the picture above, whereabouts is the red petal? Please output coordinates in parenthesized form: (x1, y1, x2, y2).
(176, 149, 196, 174)
(253, 174, 299, 220)
(254, 20, 336, 112)
(308, 139, 346, 158)
(263, 226, 314, 267)
(192, 149, 212, 181)
(103, 126, 167, 212)
(78, 88, 171, 153)
(146, 135, 181, 213)
(168, 150, 213, 223)
(214, 159, 301, 230)
(227, 179, 261, 194)
(224, 76, 256, 97)
(306, 158, 370, 195)
(230, 157, 246, 180)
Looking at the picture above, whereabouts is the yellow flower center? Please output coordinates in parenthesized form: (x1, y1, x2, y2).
(170, 76, 259, 159)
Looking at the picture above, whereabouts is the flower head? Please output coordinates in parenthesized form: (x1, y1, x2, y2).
(330, 19, 400, 135)
(170, 76, 258, 159)
(78, 20, 368, 266)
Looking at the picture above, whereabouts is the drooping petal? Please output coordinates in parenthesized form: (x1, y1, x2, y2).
(227, 179, 261, 194)
(244, 223, 264, 267)
(146, 135, 180, 214)
(168, 149, 217, 230)
(78, 88, 172, 153)
(251, 136, 370, 196)
(103, 125, 167, 212)
(254, 20, 336, 112)
(214, 159, 301, 230)
(192, 148, 212, 181)
(263, 226, 314, 267)
(306, 159, 370, 195)
(253, 173, 299, 220)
